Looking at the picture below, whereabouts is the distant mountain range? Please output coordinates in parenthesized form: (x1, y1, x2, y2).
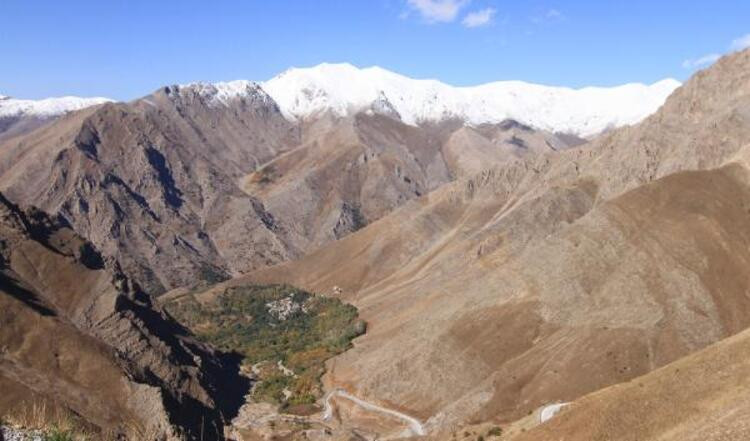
(0, 64, 678, 296)
(260, 63, 680, 138)
(0, 94, 112, 140)
(1, 63, 680, 139)
(0, 94, 112, 118)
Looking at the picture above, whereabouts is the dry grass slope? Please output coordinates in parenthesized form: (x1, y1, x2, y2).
(513, 324, 750, 441)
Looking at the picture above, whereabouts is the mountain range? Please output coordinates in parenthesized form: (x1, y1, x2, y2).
(2, 63, 680, 139)
(0, 64, 675, 295)
(0, 95, 112, 141)
(2, 51, 749, 441)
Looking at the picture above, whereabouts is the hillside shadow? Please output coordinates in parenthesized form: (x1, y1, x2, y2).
(0, 273, 56, 316)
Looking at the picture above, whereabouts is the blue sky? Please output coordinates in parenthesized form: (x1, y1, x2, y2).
(2, 0, 749, 100)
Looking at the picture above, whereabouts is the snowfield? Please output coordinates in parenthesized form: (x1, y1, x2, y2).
(260, 63, 681, 138)
(184, 63, 680, 138)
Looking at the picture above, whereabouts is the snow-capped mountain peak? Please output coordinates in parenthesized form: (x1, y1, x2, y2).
(260, 63, 681, 138)
(165, 80, 278, 109)
(0, 95, 113, 119)
(174, 63, 680, 138)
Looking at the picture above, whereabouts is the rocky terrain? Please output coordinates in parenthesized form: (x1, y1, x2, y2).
(0, 194, 248, 439)
(0, 85, 300, 295)
(0, 83, 584, 296)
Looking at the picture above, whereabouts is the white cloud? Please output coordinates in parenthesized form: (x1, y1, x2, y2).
(682, 32, 750, 70)
(532, 8, 564, 24)
(406, 0, 470, 23)
(682, 53, 721, 69)
(730, 34, 750, 51)
(462, 8, 496, 28)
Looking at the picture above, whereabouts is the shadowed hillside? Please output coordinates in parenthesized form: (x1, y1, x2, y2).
(0, 194, 249, 440)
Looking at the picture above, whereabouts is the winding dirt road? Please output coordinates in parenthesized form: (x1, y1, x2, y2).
(320, 389, 568, 437)
(322, 389, 426, 436)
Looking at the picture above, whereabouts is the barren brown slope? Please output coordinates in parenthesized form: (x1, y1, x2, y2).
(0, 84, 301, 294)
(513, 319, 750, 441)
(0, 194, 248, 440)
(202, 49, 750, 433)
(0, 112, 62, 143)
(0, 79, 572, 296)
(241, 113, 455, 250)
(442, 120, 580, 179)
(242, 112, 574, 251)
(218, 162, 750, 430)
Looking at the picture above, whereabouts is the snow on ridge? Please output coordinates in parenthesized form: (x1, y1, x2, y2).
(173, 80, 276, 107)
(0, 95, 113, 118)
(260, 63, 682, 138)
(0, 64, 681, 138)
